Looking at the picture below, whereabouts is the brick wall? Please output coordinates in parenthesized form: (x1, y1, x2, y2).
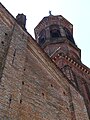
(0, 3, 89, 120)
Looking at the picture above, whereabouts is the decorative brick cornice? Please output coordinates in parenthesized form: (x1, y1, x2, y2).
(52, 53, 90, 75)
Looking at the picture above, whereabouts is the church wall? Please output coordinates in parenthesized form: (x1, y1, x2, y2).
(0, 3, 89, 120)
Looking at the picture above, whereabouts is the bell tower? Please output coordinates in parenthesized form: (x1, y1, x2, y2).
(34, 14, 81, 63)
(34, 14, 90, 118)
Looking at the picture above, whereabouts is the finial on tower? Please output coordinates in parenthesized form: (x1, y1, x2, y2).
(49, 10, 52, 16)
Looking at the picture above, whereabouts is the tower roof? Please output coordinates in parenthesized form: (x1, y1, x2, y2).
(34, 15, 76, 46)
(35, 15, 73, 34)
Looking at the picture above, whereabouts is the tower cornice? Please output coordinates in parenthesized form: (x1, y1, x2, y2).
(52, 53, 90, 76)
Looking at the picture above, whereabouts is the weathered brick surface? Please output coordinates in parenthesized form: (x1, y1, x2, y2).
(70, 85, 89, 120)
(53, 53, 90, 118)
(0, 3, 89, 120)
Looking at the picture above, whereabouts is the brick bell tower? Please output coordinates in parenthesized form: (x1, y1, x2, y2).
(34, 13, 90, 118)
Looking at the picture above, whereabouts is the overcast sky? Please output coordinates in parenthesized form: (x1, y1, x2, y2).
(1, 0, 90, 68)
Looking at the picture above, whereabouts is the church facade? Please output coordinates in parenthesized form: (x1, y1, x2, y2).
(0, 3, 90, 120)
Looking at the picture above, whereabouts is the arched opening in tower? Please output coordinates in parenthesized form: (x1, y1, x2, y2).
(50, 29, 61, 38)
(50, 24, 61, 39)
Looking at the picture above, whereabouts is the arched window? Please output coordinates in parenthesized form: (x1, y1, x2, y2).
(61, 65, 77, 87)
(50, 29, 61, 38)
(50, 25, 61, 38)
(38, 29, 46, 46)
(64, 27, 75, 45)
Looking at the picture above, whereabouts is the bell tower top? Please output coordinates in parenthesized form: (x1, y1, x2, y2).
(34, 14, 81, 62)
(34, 15, 73, 38)
(34, 15, 75, 46)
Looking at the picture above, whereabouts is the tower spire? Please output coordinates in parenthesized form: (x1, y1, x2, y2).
(49, 10, 52, 16)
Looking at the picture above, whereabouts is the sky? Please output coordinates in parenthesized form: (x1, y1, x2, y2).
(1, 0, 90, 68)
